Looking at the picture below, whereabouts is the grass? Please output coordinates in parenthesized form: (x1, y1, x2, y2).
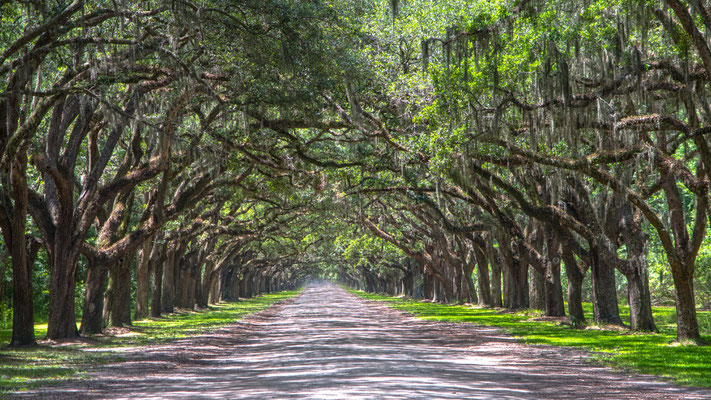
(0, 290, 299, 395)
(351, 290, 711, 388)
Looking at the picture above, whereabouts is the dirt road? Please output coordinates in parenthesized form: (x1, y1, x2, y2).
(18, 283, 711, 399)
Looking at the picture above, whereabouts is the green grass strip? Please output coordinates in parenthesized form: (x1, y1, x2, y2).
(0, 290, 300, 395)
(351, 290, 711, 388)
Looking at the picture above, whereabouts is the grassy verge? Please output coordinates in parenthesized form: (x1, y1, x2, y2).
(0, 290, 299, 395)
(352, 290, 711, 388)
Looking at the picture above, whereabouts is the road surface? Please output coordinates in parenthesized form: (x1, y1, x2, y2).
(18, 283, 711, 399)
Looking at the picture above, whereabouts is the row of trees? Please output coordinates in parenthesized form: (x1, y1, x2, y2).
(0, 0, 366, 344)
(329, 0, 711, 344)
(1, 0, 710, 348)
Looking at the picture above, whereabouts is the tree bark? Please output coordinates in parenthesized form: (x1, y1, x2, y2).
(672, 265, 702, 342)
(79, 257, 108, 335)
(544, 251, 566, 317)
(453, 261, 464, 303)
(8, 152, 39, 346)
(193, 261, 205, 308)
(500, 239, 529, 309)
(161, 246, 176, 314)
(47, 245, 81, 339)
(487, 242, 503, 307)
(423, 269, 433, 300)
(619, 209, 657, 332)
(134, 237, 154, 319)
(627, 267, 657, 331)
(11, 238, 41, 346)
(590, 249, 623, 325)
(104, 254, 133, 327)
(150, 247, 164, 318)
(463, 262, 477, 304)
(473, 246, 492, 306)
(412, 259, 423, 299)
(562, 247, 586, 326)
(529, 265, 545, 310)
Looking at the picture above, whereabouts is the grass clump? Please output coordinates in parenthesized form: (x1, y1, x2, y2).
(352, 291, 711, 388)
(0, 291, 299, 395)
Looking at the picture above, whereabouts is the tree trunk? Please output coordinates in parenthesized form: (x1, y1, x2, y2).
(432, 278, 441, 302)
(435, 255, 453, 302)
(463, 263, 477, 304)
(473, 247, 492, 306)
(563, 248, 586, 325)
(209, 271, 220, 304)
(134, 237, 154, 320)
(11, 237, 40, 346)
(544, 253, 566, 317)
(177, 259, 194, 309)
(151, 250, 164, 318)
(161, 247, 176, 314)
(9, 150, 38, 346)
(660, 173, 703, 343)
(105, 254, 133, 327)
(501, 242, 529, 309)
(488, 242, 503, 307)
(194, 261, 205, 308)
(671, 264, 702, 342)
(423, 269, 433, 300)
(412, 259, 423, 299)
(203, 261, 217, 305)
(402, 261, 413, 297)
(627, 268, 657, 331)
(453, 262, 464, 304)
(221, 267, 236, 301)
(590, 249, 623, 325)
(232, 271, 241, 299)
(529, 265, 545, 310)
(242, 271, 252, 298)
(79, 258, 108, 335)
(47, 246, 80, 339)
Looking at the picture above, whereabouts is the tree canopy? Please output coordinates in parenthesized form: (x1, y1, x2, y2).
(1, 0, 711, 347)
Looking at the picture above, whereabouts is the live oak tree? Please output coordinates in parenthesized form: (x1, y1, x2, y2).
(2, 0, 710, 349)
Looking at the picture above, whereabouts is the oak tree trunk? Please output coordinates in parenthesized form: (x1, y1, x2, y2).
(134, 237, 154, 319)
(9, 153, 39, 346)
(590, 249, 623, 325)
(161, 247, 176, 314)
(79, 258, 108, 335)
(672, 264, 702, 342)
(473, 247, 492, 306)
(627, 268, 657, 331)
(529, 265, 545, 310)
(563, 248, 586, 325)
(488, 243, 503, 307)
(47, 246, 80, 339)
(105, 254, 133, 327)
(544, 244, 566, 317)
(151, 253, 164, 318)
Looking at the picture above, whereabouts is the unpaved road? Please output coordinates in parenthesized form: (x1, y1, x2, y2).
(17, 283, 711, 399)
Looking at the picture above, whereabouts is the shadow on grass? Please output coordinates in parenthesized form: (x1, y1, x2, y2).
(0, 290, 299, 395)
(353, 291, 711, 388)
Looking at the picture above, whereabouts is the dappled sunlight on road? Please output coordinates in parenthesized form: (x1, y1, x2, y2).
(18, 284, 711, 399)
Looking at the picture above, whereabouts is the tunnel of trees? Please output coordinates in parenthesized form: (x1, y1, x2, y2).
(1, 0, 711, 348)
